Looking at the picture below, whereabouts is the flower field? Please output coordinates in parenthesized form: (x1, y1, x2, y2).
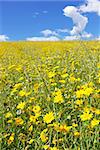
(0, 41, 100, 150)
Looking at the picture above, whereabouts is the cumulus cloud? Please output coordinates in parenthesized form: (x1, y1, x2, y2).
(79, 0, 100, 16)
(26, 36, 60, 41)
(81, 32, 93, 38)
(0, 35, 9, 41)
(95, 36, 100, 40)
(63, 6, 88, 35)
(63, 32, 93, 41)
(41, 29, 58, 37)
(64, 35, 80, 41)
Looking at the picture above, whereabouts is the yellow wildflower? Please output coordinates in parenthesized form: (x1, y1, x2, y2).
(59, 80, 66, 84)
(80, 112, 93, 121)
(76, 89, 84, 98)
(74, 131, 80, 137)
(15, 118, 24, 125)
(43, 112, 54, 124)
(19, 90, 26, 97)
(13, 83, 23, 89)
(7, 119, 13, 123)
(40, 129, 48, 142)
(61, 73, 68, 78)
(54, 89, 64, 103)
(84, 107, 90, 113)
(69, 76, 76, 82)
(75, 100, 83, 105)
(7, 133, 14, 145)
(91, 119, 100, 128)
(17, 101, 26, 110)
(43, 145, 49, 149)
(59, 124, 72, 132)
(95, 109, 100, 115)
(29, 115, 37, 123)
(5, 112, 12, 118)
(28, 139, 34, 144)
(72, 123, 78, 127)
(84, 87, 93, 96)
(48, 71, 55, 78)
(28, 125, 33, 132)
(32, 105, 41, 113)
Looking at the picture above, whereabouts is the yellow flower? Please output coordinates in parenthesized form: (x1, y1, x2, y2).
(29, 115, 37, 123)
(28, 97, 35, 103)
(48, 71, 55, 78)
(16, 66, 22, 72)
(69, 76, 76, 82)
(76, 89, 84, 98)
(13, 83, 23, 89)
(95, 109, 100, 115)
(15, 118, 24, 125)
(43, 112, 54, 124)
(28, 139, 34, 144)
(17, 101, 26, 110)
(32, 105, 41, 113)
(59, 124, 72, 132)
(5, 112, 12, 118)
(7, 119, 13, 123)
(40, 129, 48, 142)
(83, 107, 90, 113)
(74, 131, 80, 137)
(53, 123, 60, 132)
(7, 133, 14, 145)
(72, 123, 78, 127)
(59, 80, 66, 84)
(54, 89, 64, 103)
(80, 112, 93, 121)
(43, 145, 49, 149)
(91, 119, 100, 128)
(61, 73, 68, 78)
(84, 87, 93, 96)
(19, 90, 26, 97)
(28, 125, 33, 132)
(75, 100, 83, 105)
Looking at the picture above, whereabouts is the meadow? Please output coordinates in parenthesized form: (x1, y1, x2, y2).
(0, 41, 100, 150)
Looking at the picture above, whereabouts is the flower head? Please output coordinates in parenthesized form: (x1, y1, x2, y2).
(43, 112, 54, 124)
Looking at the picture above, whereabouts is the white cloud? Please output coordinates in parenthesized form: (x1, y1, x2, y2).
(95, 36, 100, 40)
(41, 29, 58, 37)
(63, 6, 88, 35)
(79, 0, 100, 16)
(64, 35, 80, 41)
(26, 36, 60, 41)
(0, 35, 9, 41)
(81, 32, 93, 38)
(63, 32, 93, 40)
(57, 28, 69, 33)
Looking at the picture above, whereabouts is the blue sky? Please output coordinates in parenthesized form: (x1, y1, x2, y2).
(0, 0, 100, 41)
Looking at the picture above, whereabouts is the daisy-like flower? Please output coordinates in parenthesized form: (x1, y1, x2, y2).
(80, 112, 93, 121)
(17, 101, 26, 110)
(91, 119, 100, 128)
(43, 112, 54, 124)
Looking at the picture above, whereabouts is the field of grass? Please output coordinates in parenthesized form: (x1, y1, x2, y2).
(0, 41, 100, 150)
